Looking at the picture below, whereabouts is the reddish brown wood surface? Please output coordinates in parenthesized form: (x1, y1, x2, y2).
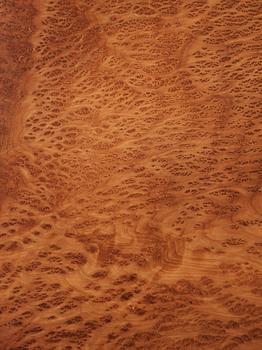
(0, 1, 261, 349)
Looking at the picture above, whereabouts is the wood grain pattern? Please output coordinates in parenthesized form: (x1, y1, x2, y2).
(0, 0, 261, 349)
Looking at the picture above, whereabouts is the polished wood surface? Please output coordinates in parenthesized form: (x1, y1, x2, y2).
(0, 1, 261, 349)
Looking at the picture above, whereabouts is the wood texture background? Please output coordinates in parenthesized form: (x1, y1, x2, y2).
(0, 0, 261, 349)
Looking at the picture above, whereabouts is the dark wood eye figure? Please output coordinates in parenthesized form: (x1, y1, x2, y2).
(0, 0, 261, 349)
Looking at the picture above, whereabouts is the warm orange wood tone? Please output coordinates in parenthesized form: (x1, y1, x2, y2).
(0, 0, 261, 349)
